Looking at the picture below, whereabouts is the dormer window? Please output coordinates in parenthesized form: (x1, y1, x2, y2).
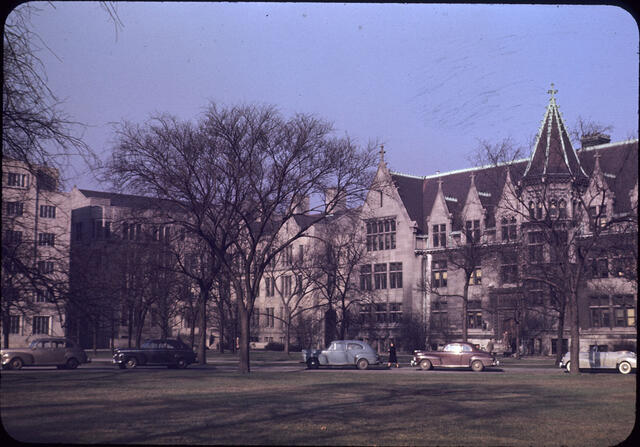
(465, 220, 480, 244)
(536, 201, 543, 220)
(366, 218, 396, 251)
(501, 216, 517, 241)
(549, 200, 558, 218)
(528, 201, 535, 219)
(432, 224, 447, 248)
(558, 199, 567, 218)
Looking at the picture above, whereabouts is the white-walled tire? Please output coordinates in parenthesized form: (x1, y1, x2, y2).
(356, 358, 369, 370)
(618, 361, 632, 374)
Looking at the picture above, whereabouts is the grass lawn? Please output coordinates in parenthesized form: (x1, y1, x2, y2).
(1, 368, 635, 445)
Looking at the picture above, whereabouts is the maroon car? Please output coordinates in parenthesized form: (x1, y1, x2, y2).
(411, 342, 499, 372)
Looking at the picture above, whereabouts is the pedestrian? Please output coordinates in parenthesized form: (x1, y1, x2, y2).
(388, 342, 399, 368)
(486, 338, 494, 354)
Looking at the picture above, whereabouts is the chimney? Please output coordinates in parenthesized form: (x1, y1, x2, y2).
(325, 187, 347, 212)
(580, 133, 611, 149)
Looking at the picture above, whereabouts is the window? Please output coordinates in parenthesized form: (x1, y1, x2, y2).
(36, 289, 54, 303)
(528, 231, 544, 263)
(467, 300, 483, 329)
(528, 201, 535, 219)
(375, 303, 387, 323)
(389, 262, 403, 289)
(431, 300, 448, 329)
(389, 302, 402, 322)
(7, 172, 28, 187)
(468, 267, 482, 285)
(38, 232, 55, 246)
(6, 201, 25, 216)
(281, 275, 292, 296)
(298, 245, 304, 263)
(251, 308, 260, 327)
(613, 295, 636, 327)
(536, 201, 543, 220)
(501, 216, 517, 241)
(558, 199, 567, 218)
(9, 315, 20, 334)
(37, 261, 54, 274)
(526, 281, 546, 306)
(4, 230, 22, 244)
(282, 245, 293, 265)
(264, 308, 275, 328)
(589, 258, 609, 279)
(295, 274, 303, 294)
(374, 263, 387, 290)
(465, 219, 480, 244)
(265, 277, 275, 297)
(32, 316, 50, 334)
(432, 260, 447, 288)
(39, 205, 56, 218)
(432, 223, 447, 248)
(589, 296, 611, 328)
(549, 200, 558, 218)
(359, 304, 372, 323)
(366, 218, 396, 251)
(360, 265, 372, 291)
(500, 251, 518, 284)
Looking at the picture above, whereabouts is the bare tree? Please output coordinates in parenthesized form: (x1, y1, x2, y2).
(104, 104, 377, 373)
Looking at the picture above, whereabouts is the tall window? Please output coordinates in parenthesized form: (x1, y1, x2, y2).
(9, 315, 20, 334)
(558, 199, 567, 218)
(528, 201, 535, 219)
(468, 267, 482, 285)
(465, 220, 480, 244)
(528, 231, 544, 263)
(389, 262, 403, 289)
(265, 277, 275, 297)
(39, 205, 56, 218)
(432, 224, 447, 248)
(37, 261, 54, 274)
(549, 200, 558, 218)
(251, 308, 260, 327)
(588, 258, 609, 279)
(536, 201, 543, 220)
(36, 289, 54, 303)
(598, 204, 607, 228)
(375, 303, 387, 323)
(389, 303, 402, 322)
(431, 300, 448, 329)
(359, 304, 372, 323)
(366, 218, 396, 251)
(613, 295, 636, 327)
(38, 233, 55, 246)
(32, 316, 50, 334)
(501, 216, 517, 241)
(283, 245, 293, 265)
(360, 265, 372, 291)
(589, 296, 611, 328)
(374, 263, 387, 289)
(264, 308, 275, 327)
(281, 275, 292, 296)
(432, 260, 447, 288)
(500, 251, 518, 284)
(467, 299, 483, 329)
(4, 230, 22, 244)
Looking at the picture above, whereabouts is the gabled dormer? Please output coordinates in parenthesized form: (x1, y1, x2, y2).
(521, 84, 588, 187)
(583, 151, 615, 228)
(427, 177, 452, 248)
(461, 172, 484, 244)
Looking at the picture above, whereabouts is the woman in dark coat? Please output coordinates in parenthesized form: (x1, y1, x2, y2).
(388, 342, 398, 368)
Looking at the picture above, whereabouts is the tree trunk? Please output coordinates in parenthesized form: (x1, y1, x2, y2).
(555, 307, 565, 366)
(462, 281, 470, 342)
(218, 300, 225, 354)
(3, 314, 10, 348)
(569, 289, 580, 375)
(324, 307, 336, 346)
(198, 289, 207, 365)
(238, 301, 250, 374)
(284, 312, 291, 355)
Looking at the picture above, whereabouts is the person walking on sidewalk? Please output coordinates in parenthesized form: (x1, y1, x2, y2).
(388, 342, 399, 368)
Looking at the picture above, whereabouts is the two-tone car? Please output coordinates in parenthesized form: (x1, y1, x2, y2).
(302, 340, 381, 370)
(559, 349, 636, 374)
(1, 337, 90, 370)
(411, 342, 499, 372)
(113, 338, 197, 369)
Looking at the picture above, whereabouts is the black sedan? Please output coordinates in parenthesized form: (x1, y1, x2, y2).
(113, 339, 197, 369)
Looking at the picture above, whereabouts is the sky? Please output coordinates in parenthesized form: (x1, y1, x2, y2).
(14, 2, 640, 189)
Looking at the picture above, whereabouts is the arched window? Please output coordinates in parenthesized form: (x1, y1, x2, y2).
(558, 199, 567, 218)
(529, 201, 535, 219)
(536, 201, 543, 220)
(549, 200, 558, 218)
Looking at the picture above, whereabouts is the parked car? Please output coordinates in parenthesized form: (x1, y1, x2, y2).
(302, 340, 381, 370)
(1, 337, 90, 370)
(113, 338, 197, 369)
(559, 349, 636, 374)
(410, 342, 499, 372)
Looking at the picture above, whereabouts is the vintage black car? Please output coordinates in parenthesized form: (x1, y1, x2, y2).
(113, 339, 197, 369)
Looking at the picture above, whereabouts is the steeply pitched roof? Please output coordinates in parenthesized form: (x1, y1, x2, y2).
(522, 86, 588, 185)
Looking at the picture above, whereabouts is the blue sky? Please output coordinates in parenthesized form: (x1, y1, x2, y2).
(20, 2, 639, 189)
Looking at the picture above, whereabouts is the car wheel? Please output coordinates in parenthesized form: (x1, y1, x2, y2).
(9, 357, 23, 370)
(471, 360, 484, 372)
(420, 359, 432, 370)
(618, 361, 632, 375)
(176, 358, 188, 369)
(66, 358, 80, 370)
(356, 358, 369, 370)
(125, 357, 138, 369)
(307, 358, 319, 369)
(565, 361, 571, 373)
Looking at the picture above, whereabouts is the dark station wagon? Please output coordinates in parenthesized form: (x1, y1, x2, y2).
(113, 338, 197, 369)
(411, 342, 499, 372)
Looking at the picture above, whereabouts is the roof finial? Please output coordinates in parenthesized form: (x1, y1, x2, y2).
(379, 144, 385, 163)
(547, 83, 558, 101)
